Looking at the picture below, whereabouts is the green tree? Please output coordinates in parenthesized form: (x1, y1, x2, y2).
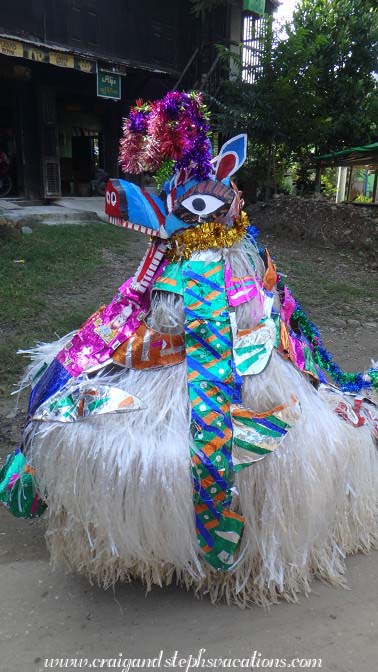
(276, 0, 378, 155)
(211, 0, 378, 197)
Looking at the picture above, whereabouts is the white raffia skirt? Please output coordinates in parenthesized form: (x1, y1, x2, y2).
(22, 244, 378, 607)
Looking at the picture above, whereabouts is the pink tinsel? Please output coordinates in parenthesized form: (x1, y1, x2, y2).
(146, 101, 189, 163)
(118, 92, 212, 180)
(119, 120, 146, 174)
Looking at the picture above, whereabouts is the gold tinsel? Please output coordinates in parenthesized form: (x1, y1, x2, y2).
(166, 211, 250, 261)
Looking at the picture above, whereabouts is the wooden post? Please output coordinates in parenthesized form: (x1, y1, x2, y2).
(346, 166, 353, 202)
(315, 164, 322, 193)
(373, 169, 378, 203)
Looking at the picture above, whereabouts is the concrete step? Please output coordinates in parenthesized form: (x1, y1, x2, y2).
(0, 199, 22, 210)
(6, 199, 45, 207)
(0, 206, 102, 228)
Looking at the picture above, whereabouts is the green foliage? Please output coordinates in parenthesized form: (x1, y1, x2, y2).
(292, 160, 316, 195)
(190, 0, 230, 16)
(210, 0, 378, 198)
(354, 193, 372, 203)
(276, 0, 378, 154)
(321, 168, 337, 199)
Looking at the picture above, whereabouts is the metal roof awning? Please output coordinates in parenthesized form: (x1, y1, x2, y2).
(0, 32, 176, 77)
(315, 141, 378, 167)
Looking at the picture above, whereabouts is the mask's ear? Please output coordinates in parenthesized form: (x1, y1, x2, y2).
(214, 134, 247, 181)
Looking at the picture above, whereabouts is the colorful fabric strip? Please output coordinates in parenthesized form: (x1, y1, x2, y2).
(280, 285, 296, 323)
(28, 358, 71, 417)
(183, 259, 244, 571)
(56, 278, 152, 377)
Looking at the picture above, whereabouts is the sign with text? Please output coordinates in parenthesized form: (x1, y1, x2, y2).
(50, 51, 75, 69)
(0, 38, 23, 58)
(0, 37, 96, 74)
(243, 0, 266, 16)
(97, 70, 121, 100)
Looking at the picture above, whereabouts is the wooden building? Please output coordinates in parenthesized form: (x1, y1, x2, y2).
(316, 142, 378, 204)
(242, 0, 280, 83)
(0, 0, 245, 200)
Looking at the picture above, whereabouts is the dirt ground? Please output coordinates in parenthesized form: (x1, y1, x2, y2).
(0, 229, 377, 672)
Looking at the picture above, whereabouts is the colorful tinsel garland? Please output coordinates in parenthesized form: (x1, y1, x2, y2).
(244, 224, 377, 395)
(275, 276, 378, 394)
(119, 91, 213, 188)
(166, 211, 250, 261)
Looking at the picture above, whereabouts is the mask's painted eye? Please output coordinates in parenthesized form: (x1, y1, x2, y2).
(181, 194, 226, 216)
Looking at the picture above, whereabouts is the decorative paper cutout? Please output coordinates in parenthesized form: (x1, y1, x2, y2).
(232, 318, 277, 377)
(112, 322, 185, 370)
(0, 449, 46, 518)
(214, 134, 248, 181)
(32, 382, 144, 423)
(56, 254, 164, 377)
(231, 397, 301, 470)
(279, 321, 319, 380)
(322, 385, 378, 440)
(225, 264, 259, 307)
(263, 250, 278, 291)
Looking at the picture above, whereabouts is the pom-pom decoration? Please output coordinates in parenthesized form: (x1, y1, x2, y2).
(118, 91, 212, 181)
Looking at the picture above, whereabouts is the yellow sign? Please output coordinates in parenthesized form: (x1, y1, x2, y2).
(0, 38, 23, 58)
(76, 58, 95, 73)
(50, 51, 75, 69)
(0, 36, 96, 74)
(24, 46, 48, 63)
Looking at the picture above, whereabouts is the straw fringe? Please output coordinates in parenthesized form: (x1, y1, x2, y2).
(22, 242, 378, 607)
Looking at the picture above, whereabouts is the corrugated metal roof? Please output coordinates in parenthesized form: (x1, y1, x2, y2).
(0, 31, 176, 76)
(315, 141, 378, 166)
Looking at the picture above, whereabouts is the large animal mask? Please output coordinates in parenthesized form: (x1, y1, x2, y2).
(105, 92, 247, 240)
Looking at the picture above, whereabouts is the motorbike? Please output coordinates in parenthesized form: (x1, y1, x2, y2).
(92, 168, 109, 196)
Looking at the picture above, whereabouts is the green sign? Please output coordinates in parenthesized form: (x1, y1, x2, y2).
(97, 70, 121, 100)
(243, 0, 266, 16)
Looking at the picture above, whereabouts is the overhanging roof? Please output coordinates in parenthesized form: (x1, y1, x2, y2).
(0, 31, 176, 76)
(315, 141, 378, 167)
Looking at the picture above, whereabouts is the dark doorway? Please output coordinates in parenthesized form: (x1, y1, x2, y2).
(0, 104, 18, 197)
(71, 133, 101, 195)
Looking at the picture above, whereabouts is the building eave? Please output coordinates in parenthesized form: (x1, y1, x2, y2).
(0, 30, 177, 77)
(314, 141, 378, 167)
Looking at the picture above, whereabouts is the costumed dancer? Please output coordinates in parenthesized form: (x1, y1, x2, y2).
(1, 91, 378, 607)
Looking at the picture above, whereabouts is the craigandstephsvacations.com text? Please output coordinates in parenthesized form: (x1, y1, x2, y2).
(43, 650, 323, 670)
